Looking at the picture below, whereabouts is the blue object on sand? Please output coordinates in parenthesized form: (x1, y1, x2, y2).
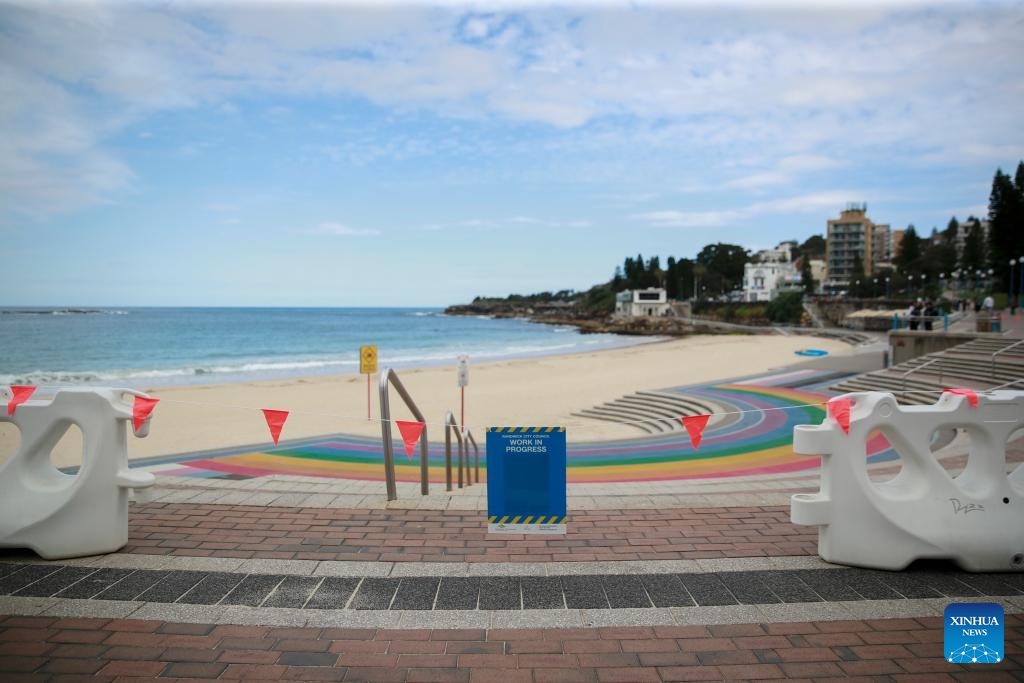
(795, 348, 828, 357)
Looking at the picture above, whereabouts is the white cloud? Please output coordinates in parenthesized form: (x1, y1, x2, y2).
(305, 222, 381, 237)
(634, 191, 860, 229)
(421, 215, 592, 231)
(2, 1, 1022, 217)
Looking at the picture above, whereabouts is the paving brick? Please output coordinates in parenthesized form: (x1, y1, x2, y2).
(504, 640, 562, 654)
(102, 646, 165, 661)
(716, 663, 786, 679)
(468, 668, 532, 683)
(278, 651, 340, 667)
(596, 667, 661, 682)
(160, 661, 229, 678)
(0, 655, 46, 673)
(97, 660, 168, 677)
(532, 668, 599, 683)
(328, 639, 390, 655)
(343, 666, 408, 682)
(444, 641, 504, 655)
(161, 646, 221, 662)
(405, 668, 470, 683)
(221, 662, 288, 679)
(217, 648, 282, 664)
(397, 654, 459, 668)
(39, 657, 107, 674)
(276, 638, 331, 652)
(517, 654, 579, 668)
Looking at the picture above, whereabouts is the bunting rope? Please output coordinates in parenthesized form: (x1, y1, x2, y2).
(5, 383, 1018, 440)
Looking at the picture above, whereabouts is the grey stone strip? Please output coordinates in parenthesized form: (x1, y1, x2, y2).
(2, 594, 1022, 630)
(138, 484, 800, 510)
(0, 554, 838, 577)
(1, 560, 1022, 614)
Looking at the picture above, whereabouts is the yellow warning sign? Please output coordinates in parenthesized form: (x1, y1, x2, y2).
(359, 345, 378, 374)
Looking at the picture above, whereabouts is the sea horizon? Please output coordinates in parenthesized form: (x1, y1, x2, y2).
(0, 306, 660, 389)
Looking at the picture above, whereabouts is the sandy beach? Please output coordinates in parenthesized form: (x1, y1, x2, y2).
(3, 334, 852, 468)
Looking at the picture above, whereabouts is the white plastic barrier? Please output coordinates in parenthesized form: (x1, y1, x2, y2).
(791, 390, 1024, 572)
(0, 387, 156, 559)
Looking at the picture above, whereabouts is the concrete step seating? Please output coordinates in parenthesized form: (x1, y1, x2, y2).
(572, 390, 723, 434)
(830, 337, 1024, 404)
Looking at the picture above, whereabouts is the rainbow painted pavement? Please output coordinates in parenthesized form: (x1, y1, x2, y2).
(139, 369, 896, 483)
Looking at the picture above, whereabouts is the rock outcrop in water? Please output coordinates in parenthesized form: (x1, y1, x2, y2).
(444, 300, 695, 336)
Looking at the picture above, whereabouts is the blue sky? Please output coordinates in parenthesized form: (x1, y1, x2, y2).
(2, 1, 1022, 306)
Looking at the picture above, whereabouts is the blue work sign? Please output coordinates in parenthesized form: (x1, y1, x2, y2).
(486, 427, 567, 534)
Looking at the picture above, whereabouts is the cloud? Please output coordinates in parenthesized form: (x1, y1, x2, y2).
(2, 1, 1022, 217)
(304, 222, 381, 237)
(421, 215, 592, 231)
(727, 155, 845, 189)
(634, 191, 860, 229)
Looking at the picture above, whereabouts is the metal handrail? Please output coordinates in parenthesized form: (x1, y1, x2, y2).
(379, 368, 429, 501)
(992, 339, 1024, 378)
(902, 356, 943, 393)
(444, 411, 463, 492)
(466, 429, 480, 484)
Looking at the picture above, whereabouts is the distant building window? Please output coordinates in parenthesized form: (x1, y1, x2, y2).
(637, 292, 661, 301)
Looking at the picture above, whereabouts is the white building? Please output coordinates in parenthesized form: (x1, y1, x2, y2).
(743, 243, 800, 302)
(614, 288, 670, 317)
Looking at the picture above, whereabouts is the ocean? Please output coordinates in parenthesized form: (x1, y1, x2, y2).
(0, 307, 654, 388)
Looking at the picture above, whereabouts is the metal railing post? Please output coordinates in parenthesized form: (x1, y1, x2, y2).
(444, 412, 464, 491)
(379, 368, 429, 501)
(466, 429, 480, 483)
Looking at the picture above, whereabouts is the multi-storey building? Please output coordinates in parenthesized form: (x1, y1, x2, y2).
(825, 203, 877, 292)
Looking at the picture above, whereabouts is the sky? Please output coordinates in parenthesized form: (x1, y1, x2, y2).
(2, 1, 1023, 307)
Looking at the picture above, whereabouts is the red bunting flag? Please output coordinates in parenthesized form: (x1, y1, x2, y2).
(262, 409, 289, 446)
(132, 396, 160, 432)
(681, 414, 711, 450)
(7, 385, 36, 416)
(827, 398, 852, 435)
(944, 388, 979, 408)
(395, 420, 425, 460)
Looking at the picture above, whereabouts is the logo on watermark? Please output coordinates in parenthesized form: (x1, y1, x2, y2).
(944, 603, 1003, 663)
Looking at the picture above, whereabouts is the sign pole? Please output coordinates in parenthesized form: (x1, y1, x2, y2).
(360, 345, 378, 422)
(457, 355, 469, 427)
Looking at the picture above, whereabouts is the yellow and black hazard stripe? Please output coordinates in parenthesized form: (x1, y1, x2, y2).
(488, 515, 569, 524)
(486, 426, 566, 433)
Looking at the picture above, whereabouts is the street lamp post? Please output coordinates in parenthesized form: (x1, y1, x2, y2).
(1011, 259, 1017, 315)
(1019, 257, 1023, 314)
(885, 276, 891, 299)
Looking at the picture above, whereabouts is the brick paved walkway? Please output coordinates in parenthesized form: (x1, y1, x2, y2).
(125, 504, 817, 562)
(3, 399, 1022, 681)
(1, 614, 1021, 682)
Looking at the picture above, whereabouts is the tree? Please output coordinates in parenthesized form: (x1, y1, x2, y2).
(800, 257, 815, 294)
(988, 164, 1024, 291)
(943, 216, 959, 245)
(960, 218, 987, 273)
(696, 243, 748, 294)
(766, 291, 803, 324)
(799, 234, 826, 259)
(894, 225, 922, 274)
